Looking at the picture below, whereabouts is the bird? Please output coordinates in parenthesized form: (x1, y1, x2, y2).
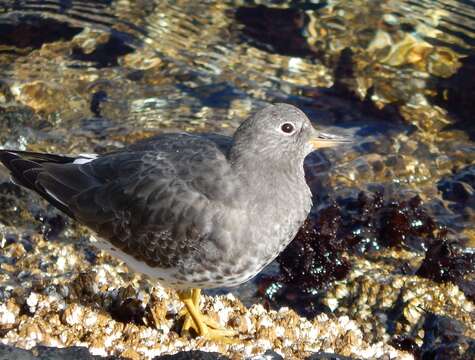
(0, 103, 349, 340)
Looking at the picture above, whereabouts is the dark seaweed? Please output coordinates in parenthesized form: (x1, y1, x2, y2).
(416, 240, 475, 284)
(262, 191, 475, 312)
(390, 336, 421, 359)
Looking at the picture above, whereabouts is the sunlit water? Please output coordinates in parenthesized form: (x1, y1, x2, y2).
(0, 0, 474, 303)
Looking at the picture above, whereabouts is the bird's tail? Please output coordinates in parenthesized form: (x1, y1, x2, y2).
(0, 150, 77, 217)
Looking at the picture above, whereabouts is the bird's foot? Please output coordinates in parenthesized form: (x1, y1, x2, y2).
(181, 310, 223, 332)
(177, 289, 238, 341)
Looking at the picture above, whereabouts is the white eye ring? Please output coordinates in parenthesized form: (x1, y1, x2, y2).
(280, 122, 296, 135)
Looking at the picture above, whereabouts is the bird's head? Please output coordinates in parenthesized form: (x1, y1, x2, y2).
(230, 103, 351, 166)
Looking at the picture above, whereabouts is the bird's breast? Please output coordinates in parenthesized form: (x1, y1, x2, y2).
(172, 176, 312, 288)
(216, 186, 311, 266)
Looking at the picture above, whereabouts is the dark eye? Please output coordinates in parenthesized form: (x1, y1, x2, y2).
(281, 122, 295, 134)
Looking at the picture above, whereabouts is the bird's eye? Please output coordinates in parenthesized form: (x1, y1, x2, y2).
(280, 122, 295, 134)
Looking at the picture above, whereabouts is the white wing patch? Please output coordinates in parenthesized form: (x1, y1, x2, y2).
(43, 187, 68, 207)
(73, 153, 97, 165)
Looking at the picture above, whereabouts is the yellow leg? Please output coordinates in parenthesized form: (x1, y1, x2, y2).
(180, 289, 222, 331)
(192, 288, 201, 307)
(181, 288, 199, 331)
(177, 289, 236, 339)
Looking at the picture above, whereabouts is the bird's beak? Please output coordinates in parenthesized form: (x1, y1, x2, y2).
(308, 130, 352, 149)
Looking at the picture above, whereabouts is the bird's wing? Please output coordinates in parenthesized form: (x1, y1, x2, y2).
(0, 135, 237, 267)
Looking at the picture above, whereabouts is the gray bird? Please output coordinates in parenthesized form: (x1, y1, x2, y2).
(0, 103, 349, 339)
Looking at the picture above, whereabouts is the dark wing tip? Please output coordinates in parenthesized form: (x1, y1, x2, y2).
(0, 150, 77, 219)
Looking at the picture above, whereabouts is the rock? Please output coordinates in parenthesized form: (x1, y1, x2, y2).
(234, 6, 312, 57)
(0, 344, 36, 360)
(250, 350, 284, 360)
(0, 181, 30, 227)
(434, 55, 475, 133)
(0, 15, 82, 51)
(154, 351, 229, 360)
(438, 165, 475, 208)
(305, 353, 355, 360)
(0, 344, 120, 360)
(420, 313, 475, 359)
(439, 181, 474, 203)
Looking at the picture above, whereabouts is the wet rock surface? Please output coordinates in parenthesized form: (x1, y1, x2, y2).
(0, 346, 362, 360)
(0, 344, 119, 360)
(0, 0, 474, 359)
(419, 314, 475, 359)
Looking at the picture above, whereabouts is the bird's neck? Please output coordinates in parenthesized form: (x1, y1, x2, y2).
(229, 148, 309, 206)
(227, 143, 312, 266)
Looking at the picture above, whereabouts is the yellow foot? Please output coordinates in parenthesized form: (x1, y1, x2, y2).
(181, 310, 224, 333)
(180, 288, 222, 331)
(177, 288, 237, 341)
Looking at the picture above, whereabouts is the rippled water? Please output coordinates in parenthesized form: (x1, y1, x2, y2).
(0, 0, 474, 302)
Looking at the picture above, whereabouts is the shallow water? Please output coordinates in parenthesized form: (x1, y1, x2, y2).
(0, 0, 474, 310)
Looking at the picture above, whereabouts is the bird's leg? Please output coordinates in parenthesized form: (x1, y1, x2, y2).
(190, 288, 222, 329)
(177, 289, 236, 339)
(179, 289, 221, 331)
(180, 288, 197, 332)
(192, 288, 201, 307)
